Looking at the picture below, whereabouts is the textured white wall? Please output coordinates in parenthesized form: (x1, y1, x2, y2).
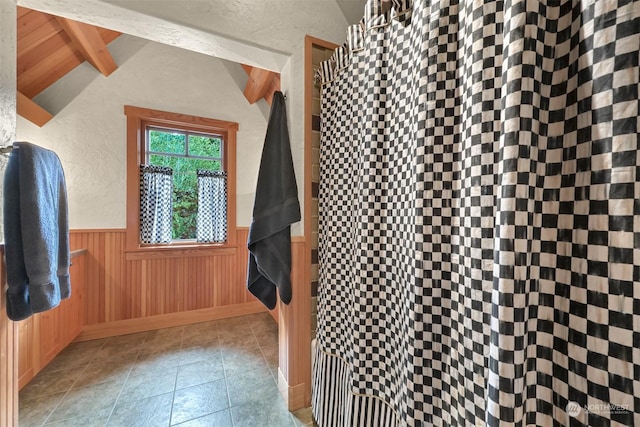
(0, 0, 17, 242)
(16, 36, 268, 229)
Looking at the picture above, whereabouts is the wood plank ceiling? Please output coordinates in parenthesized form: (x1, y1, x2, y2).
(17, 7, 281, 127)
(17, 7, 120, 126)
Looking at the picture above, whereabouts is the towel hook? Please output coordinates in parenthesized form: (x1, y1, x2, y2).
(1, 145, 14, 155)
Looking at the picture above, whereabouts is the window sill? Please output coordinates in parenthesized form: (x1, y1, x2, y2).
(125, 243, 237, 261)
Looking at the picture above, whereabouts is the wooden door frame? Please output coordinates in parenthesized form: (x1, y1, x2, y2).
(291, 35, 337, 410)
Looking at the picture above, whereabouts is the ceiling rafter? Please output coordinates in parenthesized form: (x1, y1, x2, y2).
(242, 65, 281, 106)
(54, 16, 117, 76)
(17, 91, 53, 127)
(16, 7, 121, 127)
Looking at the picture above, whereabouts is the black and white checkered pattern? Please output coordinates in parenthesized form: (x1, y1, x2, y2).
(140, 164, 173, 244)
(313, 0, 640, 426)
(196, 170, 227, 243)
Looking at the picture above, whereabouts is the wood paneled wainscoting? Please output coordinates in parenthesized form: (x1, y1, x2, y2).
(18, 251, 87, 389)
(69, 227, 271, 341)
(0, 246, 19, 427)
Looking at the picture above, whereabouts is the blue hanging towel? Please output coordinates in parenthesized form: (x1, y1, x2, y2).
(247, 92, 301, 309)
(3, 142, 70, 321)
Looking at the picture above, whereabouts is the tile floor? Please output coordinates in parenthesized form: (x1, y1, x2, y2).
(19, 313, 316, 427)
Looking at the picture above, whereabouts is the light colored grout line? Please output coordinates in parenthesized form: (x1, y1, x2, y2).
(167, 325, 187, 426)
(103, 345, 141, 426)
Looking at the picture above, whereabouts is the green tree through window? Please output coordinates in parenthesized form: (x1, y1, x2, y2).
(147, 128, 223, 240)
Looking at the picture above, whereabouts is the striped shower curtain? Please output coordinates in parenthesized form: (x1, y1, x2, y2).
(313, 0, 640, 426)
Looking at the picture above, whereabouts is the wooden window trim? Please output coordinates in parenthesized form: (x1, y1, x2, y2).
(124, 105, 238, 258)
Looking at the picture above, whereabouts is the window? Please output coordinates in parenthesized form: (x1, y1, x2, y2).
(146, 127, 223, 240)
(125, 106, 238, 256)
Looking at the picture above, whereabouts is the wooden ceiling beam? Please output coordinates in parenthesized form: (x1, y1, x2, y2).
(242, 65, 281, 106)
(243, 66, 274, 104)
(263, 74, 281, 106)
(17, 91, 53, 127)
(54, 16, 117, 76)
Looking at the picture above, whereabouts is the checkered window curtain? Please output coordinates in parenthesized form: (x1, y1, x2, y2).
(313, 0, 640, 426)
(139, 165, 173, 244)
(196, 170, 227, 243)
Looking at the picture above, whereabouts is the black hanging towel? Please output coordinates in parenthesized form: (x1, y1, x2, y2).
(247, 91, 300, 309)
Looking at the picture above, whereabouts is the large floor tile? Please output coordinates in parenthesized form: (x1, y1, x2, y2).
(141, 327, 184, 355)
(92, 333, 148, 362)
(19, 392, 66, 427)
(230, 395, 296, 427)
(20, 367, 82, 401)
(140, 338, 182, 356)
(226, 365, 278, 407)
(177, 342, 222, 366)
(255, 327, 278, 350)
(40, 345, 101, 374)
(216, 318, 253, 339)
(47, 380, 122, 423)
(119, 367, 178, 402)
(176, 359, 224, 390)
(180, 332, 219, 348)
(221, 346, 269, 378)
(219, 333, 260, 352)
(181, 322, 219, 346)
(245, 313, 277, 333)
(172, 409, 232, 427)
(72, 356, 135, 389)
(260, 344, 279, 371)
(132, 352, 182, 377)
(43, 408, 111, 427)
(144, 327, 184, 345)
(63, 339, 107, 354)
(170, 379, 229, 425)
(107, 392, 173, 427)
(215, 316, 248, 329)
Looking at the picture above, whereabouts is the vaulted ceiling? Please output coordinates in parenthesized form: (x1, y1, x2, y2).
(16, 6, 280, 127)
(17, 7, 120, 126)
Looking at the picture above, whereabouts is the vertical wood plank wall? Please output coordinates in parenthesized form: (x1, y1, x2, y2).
(0, 247, 19, 427)
(18, 254, 86, 389)
(278, 237, 309, 410)
(69, 228, 276, 336)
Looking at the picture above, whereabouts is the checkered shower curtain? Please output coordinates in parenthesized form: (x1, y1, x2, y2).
(312, 0, 640, 426)
(140, 165, 173, 244)
(196, 170, 227, 243)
